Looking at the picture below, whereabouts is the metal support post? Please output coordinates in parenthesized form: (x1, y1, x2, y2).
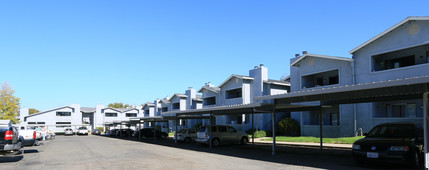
(139, 123, 141, 141)
(252, 112, 255, 145)
(209, 112, 213, 149)
(272, 100, 276, 156)
(319, 107, 323, 151)
(175, 119, 178, 144)
(154, 124, 156, 143)
(423, 92, 428, 169)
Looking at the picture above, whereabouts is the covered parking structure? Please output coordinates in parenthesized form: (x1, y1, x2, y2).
(162, 102, 322, 152)
(255, 76, 429, 167)
(129, 116, 170, 142)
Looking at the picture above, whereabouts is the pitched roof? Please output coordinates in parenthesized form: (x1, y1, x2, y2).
(291, 53, 353, 66)
(122, 108, 139, 113)
(264, 79, 291, 86)
(350, 16, 429, 54)
(218, 74, 254, 88)
(198, 86, 221, 93)
(160, 99, 170, 104)
(25, 106, 75, 118)
(142, 102, 155, 108)
(193, 95, 203, 102)
(102, 107, 124, 113)
(169, 93, 187, 101)
(80, 107, 96, 113)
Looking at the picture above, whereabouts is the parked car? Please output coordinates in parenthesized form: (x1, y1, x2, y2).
(139, 128, 168, 138)
(120, 129, 134, 138)
(64, 128, 74, 136)
(77, 127, 89, 135)
(195, 125, 249, 147)
(19, 127, 37, 146)
(352, 122, 424, 167)
(105, 130, 111, 136)
(177, 128, 197, 143)
(0, 120, 22, 155)
(92, 129, 101, 135)
(109, 129, 119, 137)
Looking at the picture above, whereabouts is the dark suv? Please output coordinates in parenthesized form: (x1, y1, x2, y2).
(352, 122, 423, 167)
(0, 120, 22, 155)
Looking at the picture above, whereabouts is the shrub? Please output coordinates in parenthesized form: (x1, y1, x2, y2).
(278, 118, 300, 136)
(253, 130, 266, 138)
(193, 123, 203, 129)
(96, 127, 104, 133)
(245, 129, 266, 138)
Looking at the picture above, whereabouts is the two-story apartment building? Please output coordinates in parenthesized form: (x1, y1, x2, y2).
(20, 104, 142, 132)
(198, 65, 290, 131)
(289, 52, 355, 137)
(289, 17, 429, 137)
(351, 16, 429, 133)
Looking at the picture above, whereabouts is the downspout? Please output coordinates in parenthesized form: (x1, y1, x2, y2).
(352, 60, 357, 136)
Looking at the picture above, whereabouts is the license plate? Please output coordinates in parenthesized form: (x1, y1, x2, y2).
(367, 152, 379, 158)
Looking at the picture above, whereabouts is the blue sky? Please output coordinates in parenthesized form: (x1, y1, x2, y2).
(1, 1, 428, 111)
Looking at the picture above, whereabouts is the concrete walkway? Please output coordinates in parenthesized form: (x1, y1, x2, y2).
(251, 137, 352, 149)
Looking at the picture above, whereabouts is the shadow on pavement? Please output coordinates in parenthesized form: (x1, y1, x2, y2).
(99, 135, 423, 169)
(23, 149, 39, 154)
(0, 155, 24, 163)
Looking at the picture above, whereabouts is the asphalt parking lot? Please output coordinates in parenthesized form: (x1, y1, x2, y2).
(0, 135, 421, 170)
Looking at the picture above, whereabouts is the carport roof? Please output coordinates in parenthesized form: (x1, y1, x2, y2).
(162, 103, 273, 117)
(255, 76, 429, 104)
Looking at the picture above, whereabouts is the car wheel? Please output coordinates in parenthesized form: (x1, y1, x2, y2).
(241, 137, 248, 145)
(212, 138, 220, 147)
(185, 137, 191, 143)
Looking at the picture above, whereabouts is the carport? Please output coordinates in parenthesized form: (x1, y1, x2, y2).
(132, 116, 169, 142)
(255, 76, 429, 167)
(163, 102, 321, 154)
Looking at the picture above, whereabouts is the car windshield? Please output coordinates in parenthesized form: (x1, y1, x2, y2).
(78, 127, 87, 130)
(367, 124, 414, 138)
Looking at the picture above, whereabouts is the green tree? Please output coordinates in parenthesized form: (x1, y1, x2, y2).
(29, 108, 39, 115)
(0, 82, 20, 124)
(108, 102, 130, 108)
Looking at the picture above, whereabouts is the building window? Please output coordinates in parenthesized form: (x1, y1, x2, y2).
(126, 113, 137, 117)
(144, 110, 149, 116)
(172, 103, 180, 109)
(37, 122, 45, 124)
(301, 70, 339, 89)
(385, 103, 417, 118)
(226, 88, 242, 99)
(162, 107, 168, 112)
(372, 44, 429, 72)
(28, 122, 36, 124)
(56, 112, 71, 116)
(203, 97, 216, 105)
(56, 122, 71, 128)
(105, 113, 118, 117)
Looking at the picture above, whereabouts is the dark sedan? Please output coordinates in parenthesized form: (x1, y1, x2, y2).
(139, 128, 168, 138)
(92, 129, 101, 135)
(352, 122, 423, 167)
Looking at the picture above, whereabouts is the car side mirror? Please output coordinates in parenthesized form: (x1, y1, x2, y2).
(363, 133, 368, 136)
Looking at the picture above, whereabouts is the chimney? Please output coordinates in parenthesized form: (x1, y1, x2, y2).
(260, 64, 264, 67)
(295, 54, 300, 58)
(254, 66, 258, 69)
(302, 51, 308, 55)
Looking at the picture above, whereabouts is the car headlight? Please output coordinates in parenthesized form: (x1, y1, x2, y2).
(389, 146, 409, 151)
(352, 144, 361, 150)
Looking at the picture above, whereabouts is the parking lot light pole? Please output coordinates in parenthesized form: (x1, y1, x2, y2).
(320, 107, 323, 151)
(154, 124, 156, 143)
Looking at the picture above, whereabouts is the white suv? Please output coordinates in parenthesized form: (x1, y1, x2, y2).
(77, 127, 88, 135)
(195, 125, 249, 147)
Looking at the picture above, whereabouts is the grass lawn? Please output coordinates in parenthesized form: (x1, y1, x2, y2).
(261, 136, 364, 144)
(168, 132, 175, 137)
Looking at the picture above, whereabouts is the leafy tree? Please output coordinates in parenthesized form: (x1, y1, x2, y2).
(29, 108, 39, 115)
(0, 82, 20, 124)
(108, 102, 130, 108)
